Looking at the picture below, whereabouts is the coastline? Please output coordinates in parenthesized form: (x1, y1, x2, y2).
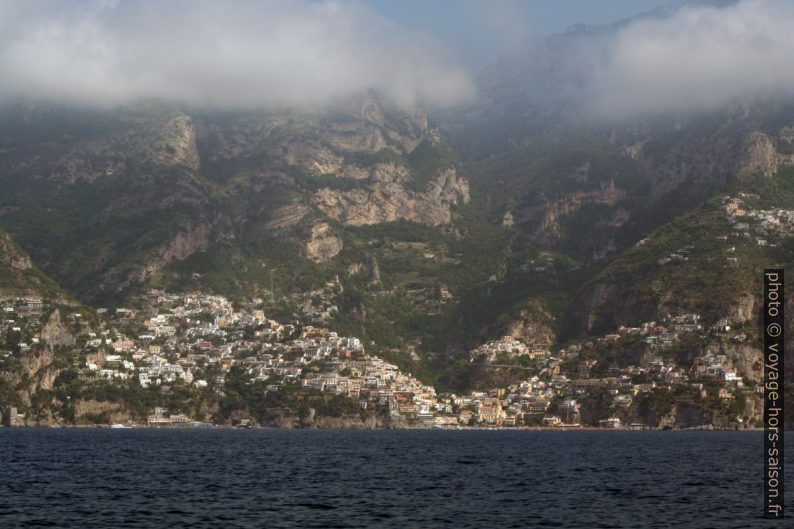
(0, 423, 765, 431)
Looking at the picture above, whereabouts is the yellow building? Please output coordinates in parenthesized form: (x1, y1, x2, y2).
(478, 399, 506, 424)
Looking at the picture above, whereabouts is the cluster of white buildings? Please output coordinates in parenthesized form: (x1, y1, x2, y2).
(723, 193, 794, 246)
(46, 288, 754, 429)
(78, 291, 449, 424)
(468, 336, 550, 363)
(693, 352, 743, 385)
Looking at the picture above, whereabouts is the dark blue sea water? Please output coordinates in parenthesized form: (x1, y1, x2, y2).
(0, 429, 789, 528)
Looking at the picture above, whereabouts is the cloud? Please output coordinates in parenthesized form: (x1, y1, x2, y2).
(0, 0, 475, 109)
(584, 0, 794, 119)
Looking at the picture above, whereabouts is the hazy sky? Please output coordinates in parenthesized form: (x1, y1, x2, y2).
(1, 0, 793, 117)
(370, 0, 666, 71)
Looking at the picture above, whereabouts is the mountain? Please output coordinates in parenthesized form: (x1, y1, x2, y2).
(0, 4, 791, 415)
(432, 16, 794, 389)
(0, 95, 467, 299)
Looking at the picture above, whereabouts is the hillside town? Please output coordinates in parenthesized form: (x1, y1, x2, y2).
(1, 286, 761, 429)
(723, 192, 794, 243)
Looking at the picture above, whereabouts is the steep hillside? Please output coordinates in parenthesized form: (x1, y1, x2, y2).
(0, 225, 71, 301)
(2, 7, 794, 398)
(0, 95, 468, 304)
(426, 14, 794, 390)
(0, 226, 102, 426)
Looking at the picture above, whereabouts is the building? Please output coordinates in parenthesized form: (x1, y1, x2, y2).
(599, 417, 621, 428)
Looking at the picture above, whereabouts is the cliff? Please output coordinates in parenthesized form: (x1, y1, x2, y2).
(312, 166, 469, 227)
(0, 94, 469, 295)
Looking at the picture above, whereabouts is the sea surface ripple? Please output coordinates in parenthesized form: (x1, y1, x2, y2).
(0, 429, 789, 528)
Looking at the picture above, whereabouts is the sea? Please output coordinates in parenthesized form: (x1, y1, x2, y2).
(0, 429, 789, 528)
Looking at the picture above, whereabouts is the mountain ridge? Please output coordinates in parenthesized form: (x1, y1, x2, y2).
(0, 2, 792, 425)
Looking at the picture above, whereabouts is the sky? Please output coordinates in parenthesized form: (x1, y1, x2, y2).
(1, 0, 793, 117)
(369, 0, 666, 71)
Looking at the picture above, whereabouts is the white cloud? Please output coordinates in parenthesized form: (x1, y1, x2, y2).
(0, 0, 475, 109)
(585, 0, 794, 118)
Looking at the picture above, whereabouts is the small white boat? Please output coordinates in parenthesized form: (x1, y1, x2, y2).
(110, 423, 131, 429)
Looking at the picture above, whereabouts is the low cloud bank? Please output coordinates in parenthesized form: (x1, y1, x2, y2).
(0, 0, 475, 109)
(585, 0, 794, 118)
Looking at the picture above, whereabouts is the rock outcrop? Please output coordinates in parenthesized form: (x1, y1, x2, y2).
(304, 223, 343, 262)
(0, 230, 31, 270)
(313, 166, 469, 226)
(0, 93, 472, 298)
(73, 399, 130, 424)
(514, 180, 624, 245)
(149, 221, 213, 271)
(40, 309, 76, 350)
(99, 219, 215, 293)
(147, 115, 200, 169)
(739, 131, 781, 177)
(504, 300, 556, 345)
(734, 129, 794, 179)
(347, 255, 381, 286)
(265, 201, 312, 231)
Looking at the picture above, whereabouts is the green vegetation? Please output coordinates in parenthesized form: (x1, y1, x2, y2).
(343, 148, 407, 168)
(218, 366, 362, 424)
(2, 98, 794, 403)
(405, 140, 456, 191)
(294, 173, 369, 192)
(0, 227, 68, 299)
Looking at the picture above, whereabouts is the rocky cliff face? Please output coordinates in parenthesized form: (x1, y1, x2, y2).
(0, 93, 466, 296)
(504, 299, 557, 345)
(304, 222, 343, 262)
(576, 273, 760, 339)
(105, 219, 216, 290)
(10, 346, 63, 417)
(259, 407, 410, 429)
(347, 255, 381, 286)
(655, 403, 731, 430)
(697, 341, 762, 384)
(241, 95, 468, 234)
(519, 181, 624, 245)
(40, 309, 76, 350)
(147, 115, 200, 169)
(620, 124, 794, 206)
(313, 166, 468, 227)
(193, 94, 467, 264)
(1, 109, 201, 184)
(0, 229, 31, 271)
(738, 130, 794, 178)
(72, 399, 130, 424)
